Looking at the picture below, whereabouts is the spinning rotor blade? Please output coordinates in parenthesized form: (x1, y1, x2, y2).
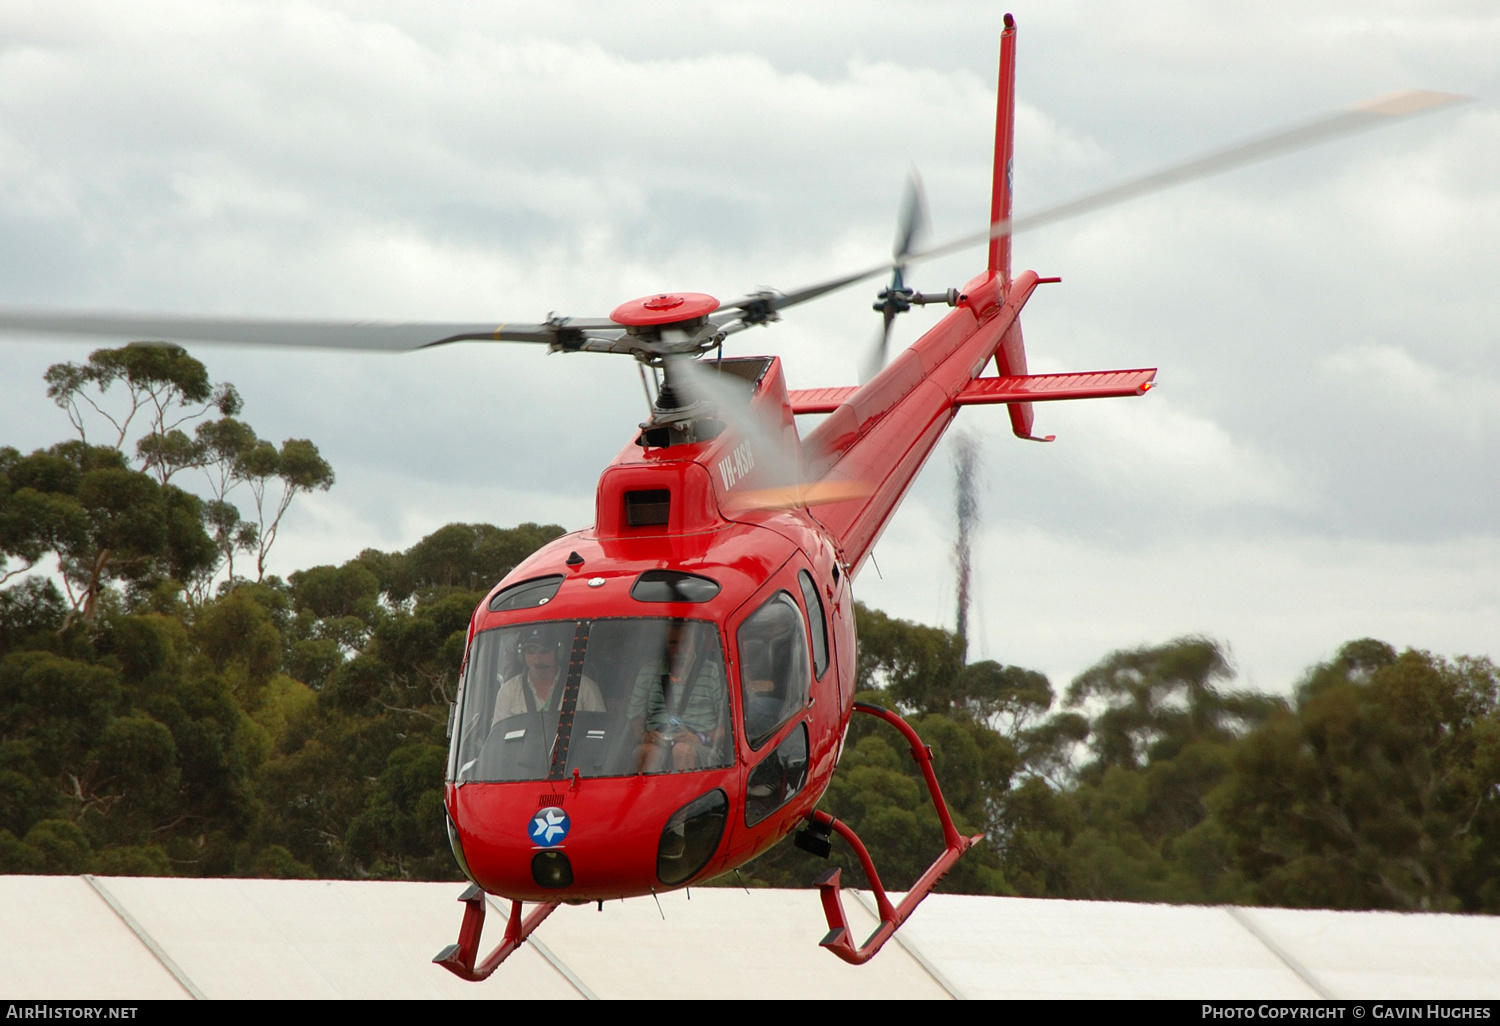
(861, 171, 930, 383)
(893, 171, 931, 266)
(714, 271, 876, 325)
(722, 89, 1468, 322)
(860, 312, 897, 386)
(910, 88, 1471, 266)
(0, 309, 624, 352)
(1, 93, 1462, 360)
(859, 321, 888, 386)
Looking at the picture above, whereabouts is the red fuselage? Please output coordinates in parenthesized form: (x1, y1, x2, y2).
(445, 266, 1030, 903)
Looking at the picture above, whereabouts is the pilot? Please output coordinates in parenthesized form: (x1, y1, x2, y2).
(491, 625, 604, 725)
(628, 620, 728, 772)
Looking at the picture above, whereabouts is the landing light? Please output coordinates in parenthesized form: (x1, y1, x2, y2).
(531, 850, 574, 889)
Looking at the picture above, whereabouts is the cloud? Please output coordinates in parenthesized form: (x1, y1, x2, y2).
(1, 0, 1497, 696)
(1320, 340, 1500, 442)
(1049, 392, 1308, 513)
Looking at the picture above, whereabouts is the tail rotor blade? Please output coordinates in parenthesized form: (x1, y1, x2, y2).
(894, 172, 930, 262)
(894, 170, 931, 262)
(858, 171, 930, 383)
(859, 310, 897, 385)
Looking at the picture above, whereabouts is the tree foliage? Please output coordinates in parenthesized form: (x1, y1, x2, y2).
(45, 343, 240, 469)
(0, 442, 217, 622)
(4, 348, 1498, 910)
(32, 345, 330, 593)
(0, 512, 564, 878)
(1216, 641, 1500, 911)
(734, 613, 1500, 915)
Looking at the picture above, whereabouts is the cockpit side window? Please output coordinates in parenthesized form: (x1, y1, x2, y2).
(736, 591, 811, 750)
(797, 569, 829, 680)
(744, 722, 809, 827)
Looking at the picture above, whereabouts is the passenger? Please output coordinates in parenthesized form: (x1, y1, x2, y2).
(491, 625, 604, 725)
(628, 620, 728, 772)
(739, 638, 785, 743)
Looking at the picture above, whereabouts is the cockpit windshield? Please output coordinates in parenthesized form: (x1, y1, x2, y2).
(451, 618, 733, 783)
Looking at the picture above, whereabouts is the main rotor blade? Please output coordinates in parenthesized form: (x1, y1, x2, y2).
(0, 309, 622, 351)
(3, 92, 1464, 355)
(716, 268, 884, 320)
(910, 88, 1470, 266)
(722, 89, 1468, 320)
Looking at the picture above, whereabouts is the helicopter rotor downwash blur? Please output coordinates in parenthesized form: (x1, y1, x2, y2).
(0, 14, 1465, 976)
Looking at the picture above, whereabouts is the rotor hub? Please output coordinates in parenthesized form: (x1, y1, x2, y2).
(610, 292, 719, 328)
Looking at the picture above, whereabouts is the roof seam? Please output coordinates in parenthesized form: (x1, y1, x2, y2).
(82, 875, 205, 1000)
(849, 889, 965, 1000)
(1223, 905, 1333, 1000)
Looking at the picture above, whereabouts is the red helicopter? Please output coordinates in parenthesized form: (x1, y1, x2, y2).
(0, 15, 1460, 979)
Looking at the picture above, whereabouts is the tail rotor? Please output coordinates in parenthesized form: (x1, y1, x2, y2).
(861, 172, 930, 383)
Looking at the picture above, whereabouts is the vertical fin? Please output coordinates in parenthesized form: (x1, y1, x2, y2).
(989, 15, 1036, 439)
(996, 320, 1038, 440)
(987, 13, 1018, 286)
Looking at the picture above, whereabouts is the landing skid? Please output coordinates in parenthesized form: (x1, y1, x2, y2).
(433, 884, 559, 981)
(434, 702, 978, 978)
(797, 701, 983, 965)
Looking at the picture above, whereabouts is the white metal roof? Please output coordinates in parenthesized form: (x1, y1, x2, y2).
(1, 875, 1497, 999)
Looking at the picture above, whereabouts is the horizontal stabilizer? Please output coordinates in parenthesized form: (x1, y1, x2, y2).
(788, 386, 859, 415)
(954, 368, 1156, 405)
(787, 368, 1155, 415)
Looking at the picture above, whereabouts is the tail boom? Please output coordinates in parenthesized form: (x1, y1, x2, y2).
(799, 267, 1155, 575)
(802, 268, 1023, 573)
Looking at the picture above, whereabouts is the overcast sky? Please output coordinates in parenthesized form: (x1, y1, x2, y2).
(2, 0, 1497, 695)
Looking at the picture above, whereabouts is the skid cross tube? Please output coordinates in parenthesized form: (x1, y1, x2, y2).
(433, 884, 560, 981)
(812, 701, 983, 965)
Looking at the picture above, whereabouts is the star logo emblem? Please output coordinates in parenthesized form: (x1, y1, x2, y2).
(529, 806, 570, 847)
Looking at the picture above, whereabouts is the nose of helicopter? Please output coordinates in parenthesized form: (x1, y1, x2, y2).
(448, 770, 737, 903)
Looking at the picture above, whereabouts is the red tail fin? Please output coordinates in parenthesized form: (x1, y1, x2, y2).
(988, 15, 1042, 440)
(987, 13, 1018, 286)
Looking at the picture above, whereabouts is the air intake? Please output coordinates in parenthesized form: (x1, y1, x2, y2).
(624, 489, 670, 527)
